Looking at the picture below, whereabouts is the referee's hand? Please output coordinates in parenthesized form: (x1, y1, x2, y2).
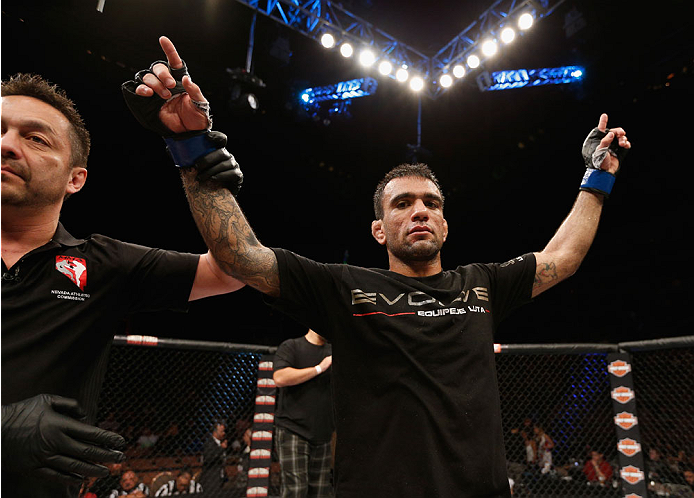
(1, 394, 125, 486)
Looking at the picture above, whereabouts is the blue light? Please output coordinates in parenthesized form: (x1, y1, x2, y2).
(483, 65, 585, 91)
(299, 77, 378, 106)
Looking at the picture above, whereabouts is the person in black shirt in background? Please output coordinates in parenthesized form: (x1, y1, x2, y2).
(274, 329, 334, 498)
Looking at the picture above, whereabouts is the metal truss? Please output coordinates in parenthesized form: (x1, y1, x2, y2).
(233, 0, 568, 99)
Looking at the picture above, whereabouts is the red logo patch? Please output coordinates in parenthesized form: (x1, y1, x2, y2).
(614, 411, 638, 430)
(611, 386, 636, 404)
(608, 360, 631, 377)
(55, 256, 87, 290)
(618, 438, 642, 457)
(620, 465, 644, 484)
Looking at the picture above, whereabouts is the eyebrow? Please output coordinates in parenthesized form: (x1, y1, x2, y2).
(19, 118, 59, 137)
(390, 191, 443, 205)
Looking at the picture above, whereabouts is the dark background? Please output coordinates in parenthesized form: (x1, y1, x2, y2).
(2, 0, 692, 346)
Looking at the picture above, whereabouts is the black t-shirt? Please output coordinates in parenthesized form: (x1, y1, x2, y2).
(1, 223, 199, 498)
(274, 336, 334, 443)
(267, 248, 536, 498)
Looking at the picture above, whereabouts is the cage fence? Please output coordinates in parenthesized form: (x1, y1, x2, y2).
(86, 336, 693, 498)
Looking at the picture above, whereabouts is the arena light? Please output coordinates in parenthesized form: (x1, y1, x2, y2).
(439, 73, 453, 88)
(395, 67, 409, 82)
(500, 27, 516, 44)
(340, 42, 353, 58)
(481, 39, 498, 57)
(481, 66, 585, 91)
(300, 77, 379, 104)
(518, 13, 534, 30)
(452, 64, 466, 78)
(378, 60, 393, 76)
(467, 54, 480, 69)
(359, 49, 376, 67)
(409, 76, 424, 92)
(320, 33, 335, 48)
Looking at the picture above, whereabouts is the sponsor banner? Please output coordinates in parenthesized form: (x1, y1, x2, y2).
(247, 354, 277, 496)
(607, 353, 648, 497)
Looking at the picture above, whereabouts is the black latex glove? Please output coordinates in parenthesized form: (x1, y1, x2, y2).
(1, 394, 125, 486)
(194, 131, 243, 196)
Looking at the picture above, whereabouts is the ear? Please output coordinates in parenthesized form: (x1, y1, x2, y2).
(442, 218, 448, 242)
(371, 219, 387, 246)
(66, 166, 87, 195)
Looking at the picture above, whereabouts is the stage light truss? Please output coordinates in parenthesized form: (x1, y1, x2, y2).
(477, 65, 584, 91)
(300, 77, 378, 105)
(233, 0, 568, 98)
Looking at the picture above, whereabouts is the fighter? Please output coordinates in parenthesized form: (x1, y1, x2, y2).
(125, 36, 630, 498)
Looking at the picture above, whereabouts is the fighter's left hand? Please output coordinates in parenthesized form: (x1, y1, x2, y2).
(594, 113, 631, 174)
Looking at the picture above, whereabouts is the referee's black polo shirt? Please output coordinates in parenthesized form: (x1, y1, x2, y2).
(1, 222, 199, 422)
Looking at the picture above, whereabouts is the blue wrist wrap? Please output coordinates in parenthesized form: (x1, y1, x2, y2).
(164, 133, 218, 168)
(580, 168, 616, 198)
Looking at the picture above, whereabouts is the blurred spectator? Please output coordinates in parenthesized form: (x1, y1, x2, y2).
(683, 468, 694, 489)
(108, 469, 150, 498)
(153, 467, 202, 496)
(510, 418, 537, 467)
(534, 425, 554, 473)
(583, 450, 613, 486)
(136, 426, 159, 456)
(199, 421, 228, 497)
(648, 447, 679, 484)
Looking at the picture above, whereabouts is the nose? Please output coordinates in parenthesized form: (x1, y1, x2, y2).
(1, 129, 21, 160)
(410, 199, 429, 221)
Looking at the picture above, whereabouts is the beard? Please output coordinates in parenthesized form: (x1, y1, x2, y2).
(387, 237, 443, 263)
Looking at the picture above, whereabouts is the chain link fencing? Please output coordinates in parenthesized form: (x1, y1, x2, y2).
(86, 336, 693, 498)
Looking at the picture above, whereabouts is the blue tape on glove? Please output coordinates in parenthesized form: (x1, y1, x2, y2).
(164, 134, 218, 168)
(580, 168, 616, 197)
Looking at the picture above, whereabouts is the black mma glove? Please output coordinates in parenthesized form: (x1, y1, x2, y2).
(580, 127, 629, 198)
(195, 131, 243, 196)
(2, 394, 125, 486)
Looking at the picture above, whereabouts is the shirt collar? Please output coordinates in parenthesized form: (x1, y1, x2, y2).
(51, 222, 87, 247)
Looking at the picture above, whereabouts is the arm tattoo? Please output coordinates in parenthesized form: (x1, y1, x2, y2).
(534, 261, 558, 290)
(181, 170, 280, 296)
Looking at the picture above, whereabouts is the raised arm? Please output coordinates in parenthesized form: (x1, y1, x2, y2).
(532, 113, 630, 298)
(181, 169, 280, 296)
(123, 36, 280, 297)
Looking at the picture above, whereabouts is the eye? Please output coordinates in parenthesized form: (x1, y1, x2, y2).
(28, 135, 49, 146)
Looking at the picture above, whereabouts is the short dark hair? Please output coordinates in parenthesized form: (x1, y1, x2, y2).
(373, 163, 444, 219)
(1, 73, 90, 168)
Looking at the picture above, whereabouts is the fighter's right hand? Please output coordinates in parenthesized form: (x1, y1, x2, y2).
(122, 36, 210, 136)
(1, 394, 125, 486)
